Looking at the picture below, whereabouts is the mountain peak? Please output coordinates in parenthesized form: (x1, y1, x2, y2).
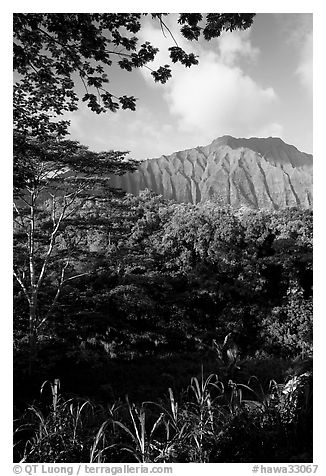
(211, 135, 286, 150)
(208, 136, 312, 168)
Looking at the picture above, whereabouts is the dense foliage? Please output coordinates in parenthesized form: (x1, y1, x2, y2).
(47, 192, 312, 358)
(14, 186, 312, 399)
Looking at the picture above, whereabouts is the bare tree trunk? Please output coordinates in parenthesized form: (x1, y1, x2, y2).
(14, 184, 90, 374)
(28, 296, 38, 375)
(27, 191, 37, 374)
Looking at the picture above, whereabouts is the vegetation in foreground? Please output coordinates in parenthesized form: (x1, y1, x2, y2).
(14, 358, 312, 463)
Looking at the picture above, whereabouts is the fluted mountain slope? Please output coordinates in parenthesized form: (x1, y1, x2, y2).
(109, 136, 313, 209)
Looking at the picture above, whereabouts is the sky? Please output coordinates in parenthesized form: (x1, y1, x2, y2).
(63, 13, 313, 160)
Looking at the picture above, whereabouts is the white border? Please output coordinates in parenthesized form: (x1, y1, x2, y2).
(2, 2, 324, 472)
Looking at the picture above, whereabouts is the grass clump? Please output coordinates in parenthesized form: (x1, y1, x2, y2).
(14, 362, 312, 463)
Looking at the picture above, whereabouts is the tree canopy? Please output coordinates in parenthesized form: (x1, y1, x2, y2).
(13, 13, 255, 138)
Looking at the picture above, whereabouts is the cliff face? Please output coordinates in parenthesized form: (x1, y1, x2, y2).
(109, 136, 313, 209)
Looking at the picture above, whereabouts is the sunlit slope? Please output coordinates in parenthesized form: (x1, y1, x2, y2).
(109, 136, 313, 209)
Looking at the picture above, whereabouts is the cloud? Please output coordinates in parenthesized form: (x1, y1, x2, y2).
(274, 13, 312, 44)
(250, 122, 284, 139)
(137, 19, 279, 143)
(66, 103, 189, 160)
(66, 17, 286, 159)
(163, 49, 278, 142)
(218, 29, 260, 65)
(274, 14, 312, 93)
(138, 15, 195, 86)
(296, 31, 312, 93)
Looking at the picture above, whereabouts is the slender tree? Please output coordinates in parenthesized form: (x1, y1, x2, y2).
(13, 134, 136, 370)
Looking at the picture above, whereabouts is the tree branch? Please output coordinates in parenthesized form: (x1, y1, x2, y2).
(35, 204, 68, 292)
(49, 193, 57, 229)
(13, 268, 30, 303)
(35, 187, 86, 292)
(63, 272, 90, 283)
(13, 218, 28, 232)
(13, 201, 26, 228)
(157, 15, 179, 47)
(36, 260, 70, 330)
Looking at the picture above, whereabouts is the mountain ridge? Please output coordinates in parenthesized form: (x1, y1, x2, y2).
(109, 136, 313, 209)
